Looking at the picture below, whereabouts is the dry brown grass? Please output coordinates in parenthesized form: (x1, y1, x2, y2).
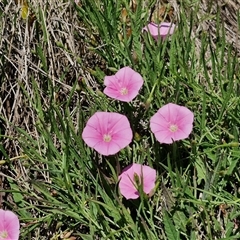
(0, 1, 93, 158)
(1, 0, 239, 159)
(0, 0, 239, 238)
(0, 1, 94, 219)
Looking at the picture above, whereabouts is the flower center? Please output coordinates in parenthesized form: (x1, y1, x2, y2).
(0, 230, 8, 239)
(120, 87, 128, 95)
(169, 124, 178, 132)
(103, 134, 112, 142)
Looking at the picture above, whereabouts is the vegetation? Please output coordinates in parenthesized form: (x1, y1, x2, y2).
(0, 0, 240, 239)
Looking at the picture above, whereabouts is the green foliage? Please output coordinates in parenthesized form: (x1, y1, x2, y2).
(1, 0, 240, 239)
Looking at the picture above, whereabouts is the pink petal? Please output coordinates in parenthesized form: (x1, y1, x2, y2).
(126, 76, 144, 100)
(157, 103, 179, 122)
(81, 125, 104, 149)
(140, 167, 156, 194)
(118, 177, 139, 199)
(112, 129, 133, 144)
(159, 22, 175, 35)
(93, 140, 121, 156)
(142, 22, 175, 40)
(176, 110, 194, 127)
(150, 124, 175, 143)
(172, 128, 189, 141)
(115, 67, 134, 85)
(150, 113, 170, 130)
(150, 103, 194, 143)
(119, 165, 139, 199)
(178, 123, 194, 137)
(82, 112, 132, 156)
(86, 111, 108, 133)
(106, 113, 131, 133)
(118, 164, 156, 199)
(171, 123, 193, 141)
(142, 22, 159, 35)
(141, 166, 157, 182)
(103, 87, 122, 100)
(0, 210, 20, 240)
(104, 76, 119, 89)
(103, 67, 144, 102)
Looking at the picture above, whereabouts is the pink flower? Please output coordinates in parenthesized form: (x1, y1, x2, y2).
(150, 103, 194, 144)
(142, 22, 175, 41)
(118, 163, 156, 199)
(103, 67, 144, 102)
(82, 112, 133, 156)
(0, 209, 20, 240)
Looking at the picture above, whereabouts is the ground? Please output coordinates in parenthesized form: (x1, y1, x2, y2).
(0, 0, 240, 239)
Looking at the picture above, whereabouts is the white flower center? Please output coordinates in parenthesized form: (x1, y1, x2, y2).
(103, 134, 112, 142)
(0, 230, 8, 239)
(120, 87, 128, 95)
(169, 124, 178, 132)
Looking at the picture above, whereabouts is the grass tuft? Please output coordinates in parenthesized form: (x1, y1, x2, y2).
(0, 0, 240, 239)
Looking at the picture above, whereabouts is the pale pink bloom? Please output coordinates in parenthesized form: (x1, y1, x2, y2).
(142, 22, 175, 40)
(103, 67, 144, 102)
(82, 112, 133, 156)
(150, 103, 194, 144)
(118, 163, 156, 199)
(0, 209, 20, 240)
